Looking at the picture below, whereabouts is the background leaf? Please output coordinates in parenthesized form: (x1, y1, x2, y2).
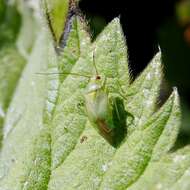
(42, 0, 70, 45)
(0, 47, 25, 143)
(0, 2, 27, 146)
(0, 29, 52, 189)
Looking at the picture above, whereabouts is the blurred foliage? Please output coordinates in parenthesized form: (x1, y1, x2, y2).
(176, 0, 190, 25)
(0, 0, 5, 23)
(0, 0, 39, 119)
(0, 4, 21, 46)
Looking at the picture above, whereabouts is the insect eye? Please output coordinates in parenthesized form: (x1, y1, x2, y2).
(96, 76, 101, 80)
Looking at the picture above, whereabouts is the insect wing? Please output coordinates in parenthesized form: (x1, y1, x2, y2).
(95, 90, 109, 119)
(84, 92, 98, 123)
(84, 88, 116, 144)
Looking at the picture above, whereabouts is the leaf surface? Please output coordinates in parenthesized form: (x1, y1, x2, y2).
(0, 2, 186, 190)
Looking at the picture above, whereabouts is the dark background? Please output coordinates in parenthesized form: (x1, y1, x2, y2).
(79, 0, 190, 147)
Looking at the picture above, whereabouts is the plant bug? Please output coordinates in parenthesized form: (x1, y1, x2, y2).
(83, 54, 128, 147)
(37, 52, 131, 147)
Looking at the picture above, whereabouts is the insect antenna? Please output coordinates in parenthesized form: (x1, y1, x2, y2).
(36, 72, 91, 78)
(92, 51, 99, 76)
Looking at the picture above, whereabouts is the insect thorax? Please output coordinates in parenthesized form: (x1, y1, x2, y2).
(85, 75, 105, 94)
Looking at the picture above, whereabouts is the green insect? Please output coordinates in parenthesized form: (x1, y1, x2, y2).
(83, 55, 128, 147)
(38, 53, 131, 147)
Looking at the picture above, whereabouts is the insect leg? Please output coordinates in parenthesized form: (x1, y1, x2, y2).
(113, 98, 122, 123)
(113, 96, 135, 128)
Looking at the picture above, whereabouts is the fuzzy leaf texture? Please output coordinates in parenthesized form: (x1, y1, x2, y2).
(0, 1, 188, 190)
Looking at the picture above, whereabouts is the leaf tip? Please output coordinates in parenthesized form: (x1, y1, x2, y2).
(108, 17, 121, 29)
(152, 51, 162, 68)
(171, 86, 180, 106)
(171, 86, 179, 99)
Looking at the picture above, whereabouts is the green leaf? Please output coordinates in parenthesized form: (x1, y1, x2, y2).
(48, 18, 129, 189)
(151, 87, 181, 161)
(128, 146, 190, 190)
(0, 2, 187, 190)
(100, 88, 180, 190)
(46, 15, 91, 169)
(125, 52, 162, 134)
